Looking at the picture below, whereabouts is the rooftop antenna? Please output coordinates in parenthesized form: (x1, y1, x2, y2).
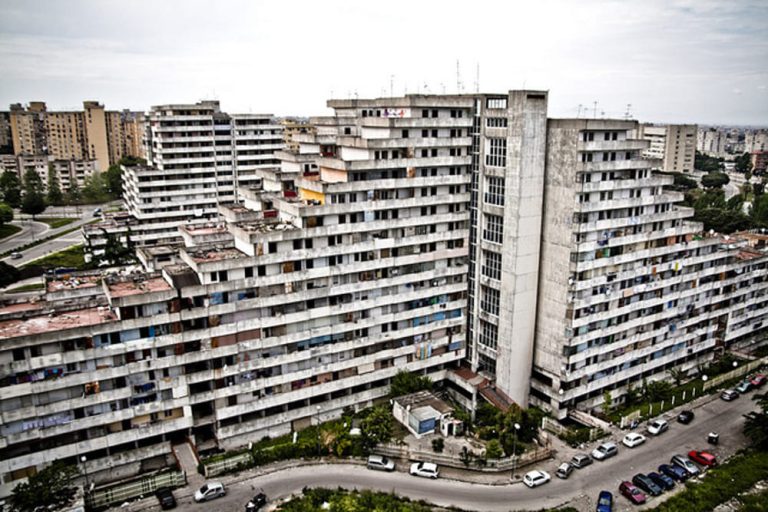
(475, 63, 480, 93)
(390, 75, 394, 97)
(577, 104, 583, 117)
(624, 103, 633, 120)
(456, 60, 463, 93)
(600, 110, 606, 119)
(593, 101, 598, 119)
(441, 83, 446, 94)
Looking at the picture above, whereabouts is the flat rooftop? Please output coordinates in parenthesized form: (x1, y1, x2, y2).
(47, 275, 102, 293)
(189, 247, 245, 263)
(237, 219, 297, 234)
(106, 276, 172, 297)
(179, 224, 229, 236)
(0, 307, 116, 338)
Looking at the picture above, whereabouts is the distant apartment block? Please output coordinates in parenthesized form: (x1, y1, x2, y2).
(637, 123, 696, 173)
(745, 130, 768, 154)
(0, 154, 97, 191)
(7, 101, 146, 171)
(752, 151, 768, 174)
(0, 111, 12, 154)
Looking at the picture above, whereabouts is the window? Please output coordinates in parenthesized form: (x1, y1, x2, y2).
(484, 176, 505, 206)
(486, 98, 507, 109)
(485, 138, 507, 167)
(486, 118, 508, 128)
(483, 214, 503, 244)
(582, 132, 595, 142)
(478, 320, 498, 350)
(482, 250, 502, 280)
(481, 286, 500, 316)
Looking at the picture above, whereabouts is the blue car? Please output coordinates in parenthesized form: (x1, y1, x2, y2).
(596, 490, 613, 512)
(648, 471, 676, 491)
(659, 463, 688, 482)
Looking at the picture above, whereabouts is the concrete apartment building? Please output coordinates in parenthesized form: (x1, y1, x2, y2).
(0, 93, 474, 495)
(637, 123, 696, 173)
(7, 101, 145, 171)
(2, 91, 768, 499)
(697, 127, 728, 157)
(745, 129, 768, 154)
(0, 154, 97, 192)
(111, 101, 285, 249)
(0, 111, 12, 154)
(529, 119, 768, 417)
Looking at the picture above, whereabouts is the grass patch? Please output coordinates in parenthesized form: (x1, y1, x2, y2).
(279, 488, 465, 512)
(23, 245, 86, 270)
(649, 449, 768, 512)
(5, 282, 45, 293)
(0, 224, 22, 240)
(37, 217, 75, 229)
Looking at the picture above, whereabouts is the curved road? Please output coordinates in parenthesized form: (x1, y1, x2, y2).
(127, 389, 758, 512)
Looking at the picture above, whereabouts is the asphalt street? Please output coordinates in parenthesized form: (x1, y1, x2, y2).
(127, 387, 760, 512)
(0, 210, 97, 266)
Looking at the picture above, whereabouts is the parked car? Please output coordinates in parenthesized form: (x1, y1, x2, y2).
(688, 450, 718, 467)
(671, 454, 701, 476)
(632, 473, 663, 497)
(750, 374, 766, 388)
(155, 488, 177, 510)
(523, 470, 551, 488)
(647, 471, 675, 491)
(194, 482, 226, 502)
(658, 463, 688, 482)
(570, 453, 593, 469)
(721, 389, 740, 401)
(623, 433, 646, 448)
(735, 380, 752, 394)
(93, 208, 102, 217)
(647, 419, 669, 436)
(366, 455, 395, 472)
(618, 481, 647, 505)
(245, 491, 267, 511)
(556, 462, 573, 479)
(677, 410, 695, 424)
(10, 252, 22, 259)
(592, 442, 619, 461)
(659, 463, 689, 482)
(596, 490, 613, 512)
(410, 462, 439, 479)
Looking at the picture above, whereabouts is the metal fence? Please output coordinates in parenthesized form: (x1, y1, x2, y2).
(374, 442, 551, 473)
(703, 357, 767, 391)
(202, 452, 253, 477)
(85, 470, 186, 510)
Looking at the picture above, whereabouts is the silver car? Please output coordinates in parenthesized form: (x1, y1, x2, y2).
(366, 454, 395, 471)
(591, 442, 618, 461)
(671, 454, 700, 476)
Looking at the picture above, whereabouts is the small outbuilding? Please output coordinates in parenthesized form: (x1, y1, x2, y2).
(392, 390, 457, 439)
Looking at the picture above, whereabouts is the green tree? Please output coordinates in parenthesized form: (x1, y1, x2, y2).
(0, 261, 20, 287)
(47, 164, 63, 206)
(645, 380, 673, 402)
(105, 164, 122, 198)
(359, 405, 392, 449)
(668, 172, 698, 192)
(485, 439, 504, 459)
(0, 170, 22, 208)
(389, 370, 433, 398)
(0, 202, 13, 226)
(744, 393, 768, 450)
(701, 172, 730, 189)
(694, 151, 723, 173)
(694, 208, 750, 234)
(8, 461, 77, 512)
(668, 367, 685, 386)
(82, 171, 109, 203)
(735, 152, 753, 174)
(93, 229, 136, 267)
(20, 169, 46, 218)
(66, 182, 82, 205)
(602, 390, 613, 412)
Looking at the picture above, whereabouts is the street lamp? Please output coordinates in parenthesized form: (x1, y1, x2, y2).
(80, 455, 90, 494)
(315, 406, 322, 458)
(511, 422, 521, 479)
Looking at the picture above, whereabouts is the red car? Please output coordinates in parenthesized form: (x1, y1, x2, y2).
(619, 481, 647, 505)
(688, 450, 717, 467)
(750, 374, 766, 388)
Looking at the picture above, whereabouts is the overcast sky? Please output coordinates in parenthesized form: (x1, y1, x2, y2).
(0, 0, 766, 125)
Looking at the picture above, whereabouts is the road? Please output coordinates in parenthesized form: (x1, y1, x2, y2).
(128, 388, 760, 512)
(0, 211, 98, 266)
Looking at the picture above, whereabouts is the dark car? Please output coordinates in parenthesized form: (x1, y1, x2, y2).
(155, 488, 177, 510)
(659, 463, 688, 482)
(596, 490, 613, 512)
(632, 473, 663, 497)
(619, 481, 647, 505)
(245, 491, 267, 511)
(648, 471, 675, 491)
(677, 410, 695, 424)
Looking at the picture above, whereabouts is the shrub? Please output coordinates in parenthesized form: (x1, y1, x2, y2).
(431, 438, 444, 453)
